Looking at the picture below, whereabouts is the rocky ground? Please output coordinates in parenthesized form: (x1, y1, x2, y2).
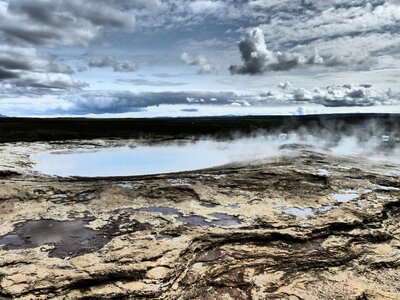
(0, 140, 400, 299)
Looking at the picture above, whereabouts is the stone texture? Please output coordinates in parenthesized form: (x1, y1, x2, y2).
(0, 141, 399, 299)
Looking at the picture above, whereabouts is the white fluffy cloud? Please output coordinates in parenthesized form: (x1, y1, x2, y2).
(230, 27, 377, 75)
(180, 52, 213, 74)
(278, 82, 398, 107)
(88, 56, 138, 73)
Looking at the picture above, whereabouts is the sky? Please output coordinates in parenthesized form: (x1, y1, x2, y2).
(1, 0, 400, 117)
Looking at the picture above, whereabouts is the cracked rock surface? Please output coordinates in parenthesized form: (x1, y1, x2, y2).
(0, 141, 400, 299)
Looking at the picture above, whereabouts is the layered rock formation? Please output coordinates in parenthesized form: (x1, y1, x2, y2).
(0, 141, 399, 299)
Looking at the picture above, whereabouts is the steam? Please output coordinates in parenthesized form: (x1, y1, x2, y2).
(33, 129, 400, 177)
(209, 132, 400, 165)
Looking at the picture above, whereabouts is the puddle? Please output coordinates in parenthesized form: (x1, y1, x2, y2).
(0, 218, 147, 258)
(176, 213, 241, 227)
(332, 192, 359, 203)
(176, 215, 210, 227)
(318, 205, 333, 213)
(277, 205, 333, 217)
(280, 207, 315, 217)
(200, 202, 218, 208)
(167, 178, 191, 186)
(116, 183, 140, 189)
(137, 205, 240, 227)
(317, 168, 330, 176)
(208, 213, 241, 226)
(0, 219, 109, 258)
(227, 204, 240, 209)
(210, 174, 227, 179)
(138, 206, 180, 216)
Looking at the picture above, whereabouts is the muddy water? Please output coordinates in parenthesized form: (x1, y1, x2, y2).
(0, 219, 109, 258)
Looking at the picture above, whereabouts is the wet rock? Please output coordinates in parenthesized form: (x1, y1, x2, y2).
(0, 141, 400, 299)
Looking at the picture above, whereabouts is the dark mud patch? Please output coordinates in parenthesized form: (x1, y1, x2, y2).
(0, 217, 147, 259)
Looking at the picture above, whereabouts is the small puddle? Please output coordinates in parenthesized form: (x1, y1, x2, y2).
(138, 206, 240, 227)
(167, 178, 191, 186)
(176, 213, 241, 227)
(208, 213, 241, 226)
(138, 206, 180, 216)
(227, 204, 240, 209)
(277, 205, 333, 217)
(116, 183, 140, 189)
(317, 168, 330, 176)
(176, 215, 210, 227)
(332, 192, 359, 203)
(280, 207, 315, 217)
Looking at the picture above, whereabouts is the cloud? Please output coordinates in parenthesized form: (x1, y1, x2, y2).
(88, 56, 137, 72)
(66, 91, 231, 113)
(0, 0, 136, 47)
(0, 45, 85, 91)
(64, 90, 256, 114)
(114, 79, 187, 87)
(180, 52, 213, 74)
(229, 28, 321, 74)
(61, 84, 400, 115)
(279, 83, 398, 107)
(2, 83, 400, 116)
(230, 27, 377, 75)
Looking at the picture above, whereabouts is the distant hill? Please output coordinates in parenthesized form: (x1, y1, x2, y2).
(0, 114, 7, 118)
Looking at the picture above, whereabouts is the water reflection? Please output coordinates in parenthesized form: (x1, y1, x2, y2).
(33, 142, 235, 177)
(31, 134, 400, 177)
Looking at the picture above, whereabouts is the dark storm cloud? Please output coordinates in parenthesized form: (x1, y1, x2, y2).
(0, 45, 84, 91)
(0, 67, 18, 80)
(87, 56, 137, 73)
(66, 91, 247, 114)
(0, 0, 135, 46)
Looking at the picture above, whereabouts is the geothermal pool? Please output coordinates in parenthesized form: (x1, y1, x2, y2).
(31, 136, 399, 177)
(32, 139, 278, 177)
